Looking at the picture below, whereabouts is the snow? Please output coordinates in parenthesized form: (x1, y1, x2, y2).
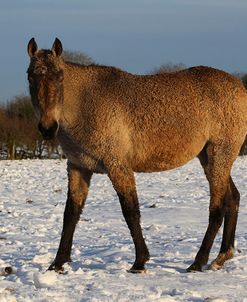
(1, 158, 247, 301)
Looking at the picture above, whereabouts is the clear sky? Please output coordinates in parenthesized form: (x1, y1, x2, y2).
(0, 0, 247, 102)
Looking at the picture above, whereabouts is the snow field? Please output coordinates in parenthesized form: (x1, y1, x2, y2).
(0, 158, 247, 301)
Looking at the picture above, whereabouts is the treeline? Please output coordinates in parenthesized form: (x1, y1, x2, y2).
(0, 95, 62, 159)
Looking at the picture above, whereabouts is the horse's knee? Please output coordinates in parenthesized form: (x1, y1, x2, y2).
(209, 206, 225, 227)
(231, 183, 240, 205)
(117, 191, 141, 227)
(64, 198, 83, 223)
(225, 180, 240, 212)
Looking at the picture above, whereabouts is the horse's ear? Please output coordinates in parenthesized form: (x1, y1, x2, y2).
(52, 38, 63, 57)
(27, 38, 38, 57)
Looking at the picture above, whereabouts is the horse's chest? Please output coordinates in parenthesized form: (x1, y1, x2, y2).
(68, 152, 106, 173)
(58, 134, 106, 173)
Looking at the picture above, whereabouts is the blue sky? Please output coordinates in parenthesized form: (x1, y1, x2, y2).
(1, 0, 247, 102)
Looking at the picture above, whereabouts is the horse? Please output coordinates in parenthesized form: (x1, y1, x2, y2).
(27, 37, 247, 273)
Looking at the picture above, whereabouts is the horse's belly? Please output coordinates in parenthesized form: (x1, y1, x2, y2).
(133, 153, 195, 172)
(132, 137, 206, 172)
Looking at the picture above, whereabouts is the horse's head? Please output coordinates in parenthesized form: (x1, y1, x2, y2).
(27, 38, 64, 140)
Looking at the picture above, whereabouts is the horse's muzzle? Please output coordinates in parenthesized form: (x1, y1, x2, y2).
(38, 121, 59, 140)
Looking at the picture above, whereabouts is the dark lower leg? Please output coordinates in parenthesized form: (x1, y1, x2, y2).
(211, 179, 239, 269)
(187, 206, 225, 272)
(118, 192, 150, 272)
(49, 199, 83, 271)
(192, 145, 237, 272)
(49, 165, 92, 271)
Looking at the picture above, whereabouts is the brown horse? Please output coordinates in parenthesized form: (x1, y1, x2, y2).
(27, 38, 247, 273)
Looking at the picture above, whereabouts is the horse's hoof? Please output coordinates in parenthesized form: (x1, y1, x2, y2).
(127, 263, 147, 274)
(209, 261, 223, 271)
(209, 251, 233, 271)
(186, 262, 202, 272)
(127, 267, 147, 274)
(48, 262, 64, 273)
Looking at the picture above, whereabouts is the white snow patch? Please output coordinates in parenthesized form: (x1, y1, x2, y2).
(205, 298, 228, 302)
(33, 253, 53, 264)
(0, 295, 17, 302)
(33, 270, 58, 288)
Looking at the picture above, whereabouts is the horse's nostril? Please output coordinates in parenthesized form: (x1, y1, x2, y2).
(38, 121, 59, 140)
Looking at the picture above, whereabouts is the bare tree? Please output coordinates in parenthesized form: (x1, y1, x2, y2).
(62, 50, 94, 66)
(241, 74, 247, 90)
(0, 95, 63, 159)
(150, 63, 186, 75)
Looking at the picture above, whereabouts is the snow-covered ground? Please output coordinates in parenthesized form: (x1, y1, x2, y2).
(1, 158, 247, 302)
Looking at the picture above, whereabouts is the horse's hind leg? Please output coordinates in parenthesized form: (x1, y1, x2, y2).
(210, 177, 240, 270)
(107, 164, 150, 273)
(187, 143, 236, 272)
(49, 162, 93, 272)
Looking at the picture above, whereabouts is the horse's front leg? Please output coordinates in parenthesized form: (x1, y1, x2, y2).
(49, 162, 93, 272)
(108, 164, 150, 273)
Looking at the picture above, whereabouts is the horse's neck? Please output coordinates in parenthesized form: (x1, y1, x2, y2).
(60, 63, 87, 129)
